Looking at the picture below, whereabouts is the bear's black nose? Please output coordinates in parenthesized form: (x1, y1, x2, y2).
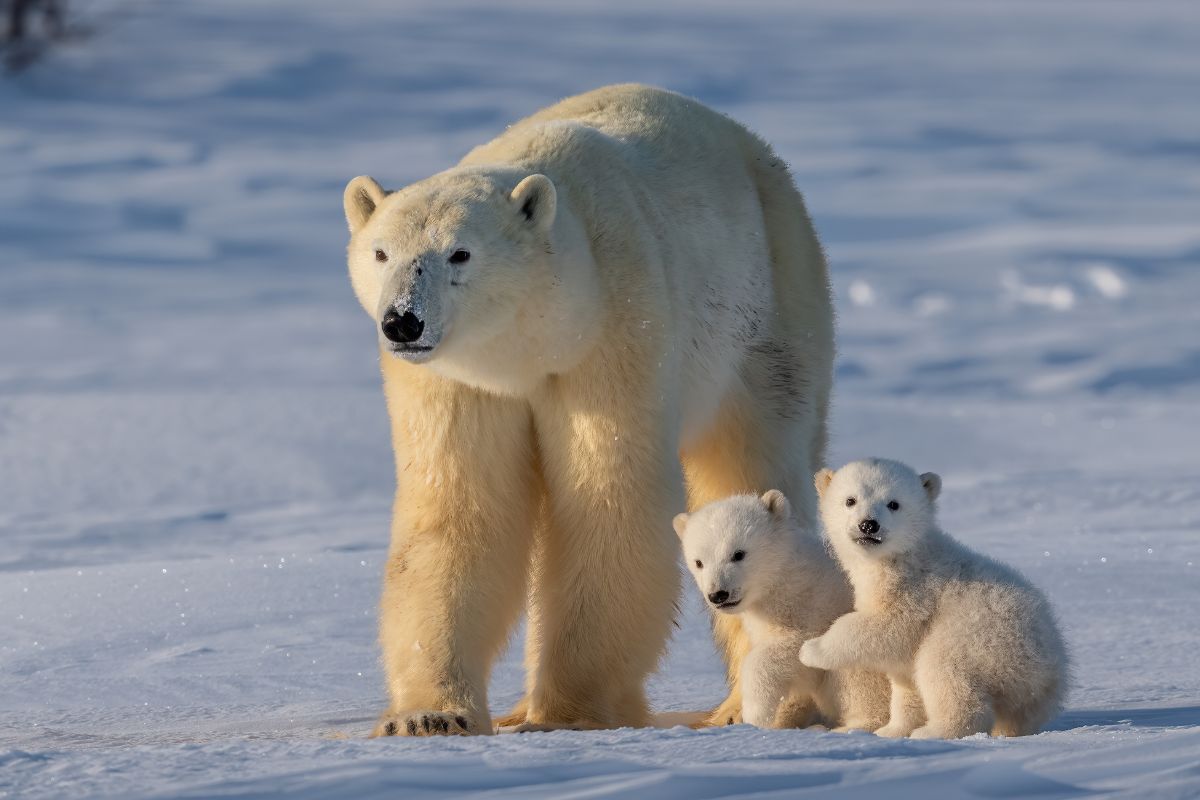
(381, 309, 425, 344)
(858, 519, 880, 535)
(707, 590, 729, 605)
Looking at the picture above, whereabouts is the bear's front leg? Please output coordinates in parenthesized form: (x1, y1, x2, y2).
(800, 611, 919, 674)
(742, 637, 815, 729)
(373, 359, 538, 737)
(523, 365, 683, 730)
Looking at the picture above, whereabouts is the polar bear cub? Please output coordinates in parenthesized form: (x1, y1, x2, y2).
(675, 491, 890, 730)
(800, 459, 1068, 738)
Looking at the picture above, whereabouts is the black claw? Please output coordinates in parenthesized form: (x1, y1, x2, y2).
(455, 716, 470, 732)
(421, 716, 433, 733)
(726, 717, 735, 726)
(384, 721, 398, 736)
(433, 716, 450, 734)
(406, 719, 419, 736)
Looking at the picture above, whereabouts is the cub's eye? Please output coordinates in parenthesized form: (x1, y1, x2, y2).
(448, 249, 471, 264)
(731, 550, 746, 562)
(694, 559, 703, 569)
(374, 249, 387, 263)
(845, 497, 856, 507)
(887, 500, 900, 511)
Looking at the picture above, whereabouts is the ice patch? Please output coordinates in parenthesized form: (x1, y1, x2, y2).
(1084, 263, 1128, 300)
(1001, 271, 1075, 312)
(848, 279, 876, 307)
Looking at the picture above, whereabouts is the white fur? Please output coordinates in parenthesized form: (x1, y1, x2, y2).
(802, 459, 1069, 738)
(675, 492, 889, 730)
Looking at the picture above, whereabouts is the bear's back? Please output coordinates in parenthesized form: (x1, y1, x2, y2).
(459, 83, 758, 182)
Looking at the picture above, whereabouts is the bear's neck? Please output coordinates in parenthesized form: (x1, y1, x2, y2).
(847, 527, 944, 610)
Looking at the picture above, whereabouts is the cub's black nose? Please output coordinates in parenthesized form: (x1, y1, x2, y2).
(381, 309, 425, 344)
(707, 590, 730, 605)
(859, 519, 880, 535)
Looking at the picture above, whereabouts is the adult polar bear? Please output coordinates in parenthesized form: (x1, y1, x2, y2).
(342, 85, 833, 736)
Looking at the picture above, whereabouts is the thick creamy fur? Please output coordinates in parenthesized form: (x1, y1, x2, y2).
(343, 85, 834, 736)
(802, 459, 1069, 738)
(675, 492, 890, 730)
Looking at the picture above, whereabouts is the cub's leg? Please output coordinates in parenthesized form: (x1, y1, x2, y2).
(911, 649, 992, 739)
(874, 676, 927, 738)
(741, 637, 816, 728)
(800, 611, 922, 673)
(372, 358, 538, 737)
(826, 667, 892, 732)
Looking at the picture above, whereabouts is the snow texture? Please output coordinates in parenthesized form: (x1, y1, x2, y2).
(2, 1, 1199, 797)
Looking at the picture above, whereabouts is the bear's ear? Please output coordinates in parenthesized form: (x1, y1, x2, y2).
(510, 174, 556, 233)
(814, 468, 834, 497)
(920, 472, 942, 502)
(344, 176, 385, 233)
(761, 489, 790, 520)
(672, 512, 690, 540)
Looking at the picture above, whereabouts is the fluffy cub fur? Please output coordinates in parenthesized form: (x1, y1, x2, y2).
(801, 459, 1069, 738)
(675, 491, 890, 730)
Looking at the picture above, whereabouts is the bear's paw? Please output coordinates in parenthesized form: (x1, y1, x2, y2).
(370, 709, 482, 737)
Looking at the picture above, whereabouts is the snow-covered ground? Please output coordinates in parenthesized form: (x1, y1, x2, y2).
(2, 1, 1199, 797)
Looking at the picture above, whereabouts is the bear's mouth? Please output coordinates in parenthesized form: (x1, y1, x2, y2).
(386, 343, 436, 361)
(852, 534, 884, 547)
(715, 599, 741, 610)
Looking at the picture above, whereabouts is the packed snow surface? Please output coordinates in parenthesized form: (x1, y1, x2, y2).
(2, 1, 1198, 797)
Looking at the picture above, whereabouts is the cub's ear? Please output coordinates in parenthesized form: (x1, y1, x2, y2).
(344, 176, 386, 233)
(761, 489, 790, 520)
(920, 472, 942, 502)
(511, 174, 556, 233)
(672, 512, 690, 540)
(814, 468, 835, 497)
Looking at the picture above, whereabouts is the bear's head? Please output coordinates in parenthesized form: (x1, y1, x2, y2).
(343, 168, 598, 393)
(673, 490, 796, 614)
(814, 459, 941, 561)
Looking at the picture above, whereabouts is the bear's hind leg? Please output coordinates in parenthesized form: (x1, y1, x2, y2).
(911, 657, 992, 739)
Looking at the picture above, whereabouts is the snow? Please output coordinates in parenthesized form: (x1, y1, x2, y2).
(2, 0, 1199, 797)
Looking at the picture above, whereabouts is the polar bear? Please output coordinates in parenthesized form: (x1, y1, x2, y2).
(674, 491, 890, 730)
(800, 459, 1069, 738)
(343, 84, 833, 736)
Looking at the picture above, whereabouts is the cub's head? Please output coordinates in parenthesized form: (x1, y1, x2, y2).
(673, 490, 794, 614)
(343, 170, 557, 366)
(814, 459, 941, 560)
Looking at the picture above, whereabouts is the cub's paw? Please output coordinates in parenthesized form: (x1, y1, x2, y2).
(798, 638, 832, 670)
(371, 709, 482, 737)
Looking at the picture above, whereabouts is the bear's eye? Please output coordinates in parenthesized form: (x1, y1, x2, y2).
(694, 559, 703, 569)
(887, 500, 900, 511)
(845, 497, 856, 507)
(731, 550, 746, 562)
(375, 249, 387, 263)
(448, 249, 471, 264)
